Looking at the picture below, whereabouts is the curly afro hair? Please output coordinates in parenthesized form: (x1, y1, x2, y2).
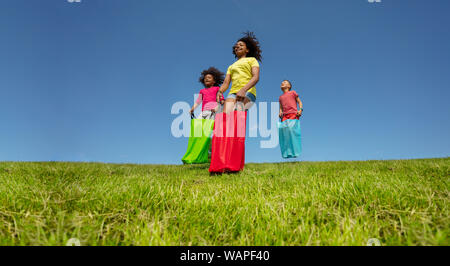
(198, 67, 225, 87)
(232, 31, 262, 62)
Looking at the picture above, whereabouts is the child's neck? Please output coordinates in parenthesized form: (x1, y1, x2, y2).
(237, 55, 247, 60)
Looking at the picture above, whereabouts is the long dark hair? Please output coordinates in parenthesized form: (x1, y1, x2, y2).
(232, 31, 262, 62)
(198, 67, 225, 87)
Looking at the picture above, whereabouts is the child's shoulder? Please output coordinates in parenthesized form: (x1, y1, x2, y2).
(233, 57, 257, 64)
(201, 86, 219, 92)
(199, 87, 209, 94)
(244, 57, 258, 63)
(229, 57, 258, 70)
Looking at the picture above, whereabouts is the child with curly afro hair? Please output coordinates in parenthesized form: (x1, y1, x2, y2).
(217, 31, 262, 113)
(190, 67, 225, 120)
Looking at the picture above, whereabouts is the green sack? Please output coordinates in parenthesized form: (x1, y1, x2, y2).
(181, 118, 215, 164)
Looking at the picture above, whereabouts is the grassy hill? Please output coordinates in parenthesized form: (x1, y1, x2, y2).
(0, 158, 448, 246)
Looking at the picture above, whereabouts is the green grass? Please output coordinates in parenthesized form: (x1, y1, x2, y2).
(0, 158, 448, 246)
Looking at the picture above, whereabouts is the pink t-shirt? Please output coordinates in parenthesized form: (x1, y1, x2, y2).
(195, 86, 224, 111)
(279, 90, 299, 115)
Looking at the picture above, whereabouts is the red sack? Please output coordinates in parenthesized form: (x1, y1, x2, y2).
(209, 110, 247, 173)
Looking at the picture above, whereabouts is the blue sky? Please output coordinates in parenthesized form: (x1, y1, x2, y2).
(1, 0, 449, 164)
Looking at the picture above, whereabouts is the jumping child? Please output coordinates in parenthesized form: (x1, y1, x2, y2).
(279, 80, 303, 121)
(190, 67, 225, 120)
(217, 32, 262, 112)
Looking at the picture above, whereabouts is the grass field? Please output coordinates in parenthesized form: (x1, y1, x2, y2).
(0, 158, 448, 246)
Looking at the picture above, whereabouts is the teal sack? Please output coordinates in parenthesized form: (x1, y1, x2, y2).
(182, 119, 214, 164)
(278, 119, 302, 158)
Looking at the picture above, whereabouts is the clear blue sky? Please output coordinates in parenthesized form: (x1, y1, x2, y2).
(1, 0, 449, 164)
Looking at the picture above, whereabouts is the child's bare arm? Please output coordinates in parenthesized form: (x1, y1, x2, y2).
(279, 101, 283, 118)
(190, 102, 199, 113)
(218, 74, 231, 101)
(190, 93, 202, 113)
(236, 66, 259, 99)
(296, 96, 303, 117)
(217, 90, 225, 104)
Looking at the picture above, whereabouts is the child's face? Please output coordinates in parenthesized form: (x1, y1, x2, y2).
(234, 41, 249, 58)
(281, 81, 291, 92)
(203, 74, 215, 87)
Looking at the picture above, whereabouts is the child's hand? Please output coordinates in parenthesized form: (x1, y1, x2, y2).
(279, 112, 283, 119)
(236, 89, 246, 101)
(217, 91, 223, 103)
(297, 110, 302, 117)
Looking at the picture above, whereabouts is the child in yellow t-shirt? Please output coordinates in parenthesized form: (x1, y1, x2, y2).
(217, 32, 262, 112)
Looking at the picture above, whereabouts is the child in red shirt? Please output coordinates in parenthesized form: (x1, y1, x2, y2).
(279, 80, 303, 122)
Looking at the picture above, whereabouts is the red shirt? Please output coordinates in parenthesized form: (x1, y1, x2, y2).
(279, 90, 299, 115)
(195, 86, 224, 111)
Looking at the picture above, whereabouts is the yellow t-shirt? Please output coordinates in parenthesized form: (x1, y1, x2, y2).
(226, 57, 260, 97)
